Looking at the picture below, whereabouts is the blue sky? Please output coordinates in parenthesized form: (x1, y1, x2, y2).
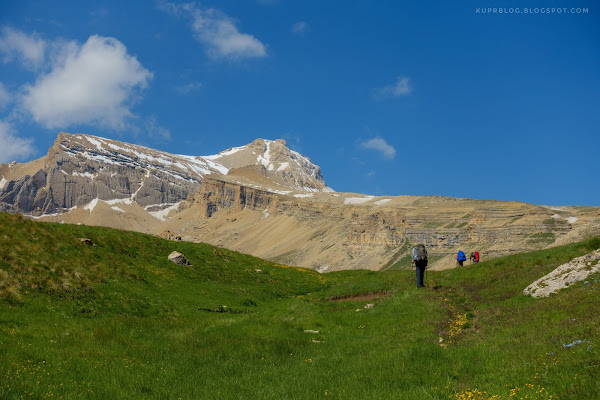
(0, 1, 598, 206)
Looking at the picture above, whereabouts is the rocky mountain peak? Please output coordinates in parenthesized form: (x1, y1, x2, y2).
(204, 138, 332, 193)
(0, 132, 332, 216)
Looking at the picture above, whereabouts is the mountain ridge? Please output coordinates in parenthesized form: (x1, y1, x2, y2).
(0, 132, 330, 217)
(1, 131, 600, 271)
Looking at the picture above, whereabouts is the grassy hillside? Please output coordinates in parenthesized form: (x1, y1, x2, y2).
(0, 212, 599, 399)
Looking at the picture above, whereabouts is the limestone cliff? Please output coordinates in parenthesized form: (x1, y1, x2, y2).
(0, 132, 329, 217)
(0, 133, 212, 215)
(159, 176, 600, 271)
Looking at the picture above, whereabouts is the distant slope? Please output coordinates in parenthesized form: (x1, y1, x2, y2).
(158, 179, 600, 271)
(1, 213, 599, 399)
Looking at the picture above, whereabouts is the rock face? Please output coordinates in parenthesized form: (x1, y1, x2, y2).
(203, 138, 331, 193)
(198, 177, 280, 217)
(0, 132, 328, 217)
(523, 249, 600, 297)
(0, 133, 212, 215)
(161, 175, 600, 271)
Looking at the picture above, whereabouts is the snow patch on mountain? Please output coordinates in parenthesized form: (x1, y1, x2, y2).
(344, 196, 374, 205)
(73, 171, 96, 180)
(105, 198, 134, 206)
(85, 136, 103, 150)
(374, 199, 391, 205)
(84, 198, 99, 212)
(277, 162, 289, 172)
(203, 145, 247, 159)
(257, 141, 272, 169)
(148, 203, 181, 221)
(67, 134, 229, 184)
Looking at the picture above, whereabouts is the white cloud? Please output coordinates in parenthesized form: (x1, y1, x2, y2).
(361, 137, 396, 159)
(176, 81, 202, 94)
(159, 2, 267, 60)
(374, 76, 412, 99)
(292, 21, 309, 35)
(0, 82, 10, 109)
(0, 26, 46, 70)
(144, 116, 171, 141)
(21, 35, 152, 130)
(0, 121, 35, 163)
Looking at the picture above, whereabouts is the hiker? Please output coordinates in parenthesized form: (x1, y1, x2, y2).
(411, 244, 428, 288)
(457, 250, 467, 267)
(470, 252, 476, 264)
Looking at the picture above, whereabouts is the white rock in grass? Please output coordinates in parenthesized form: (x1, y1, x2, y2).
(523, 249, 600, 297)
(168, 251, 190, 266)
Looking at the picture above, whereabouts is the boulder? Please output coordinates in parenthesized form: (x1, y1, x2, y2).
(523, 249, 600, 297)
(168, 251, 190, 266)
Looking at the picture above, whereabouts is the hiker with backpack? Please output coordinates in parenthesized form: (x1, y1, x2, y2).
(457, 250, 467, 267)
(411, 244, 428, 288)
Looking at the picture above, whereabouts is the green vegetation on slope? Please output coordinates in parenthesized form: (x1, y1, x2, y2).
(0, 212, 598, 399)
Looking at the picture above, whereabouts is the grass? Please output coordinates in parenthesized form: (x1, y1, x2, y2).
(0, 212, 599, 399)
(381, 240, 413, 270)
(527, 232, 556, 245)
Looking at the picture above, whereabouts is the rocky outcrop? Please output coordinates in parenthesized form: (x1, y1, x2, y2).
(0, 133, 211, 215)
(178, 177, 598, 271)
(204, 138, 331, 193)
(197, 177, 279, 217)
(523, 249, 600, 297)
(0, 132, 330, 216)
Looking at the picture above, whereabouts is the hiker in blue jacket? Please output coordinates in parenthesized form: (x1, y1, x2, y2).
(457, 250, 467, 267)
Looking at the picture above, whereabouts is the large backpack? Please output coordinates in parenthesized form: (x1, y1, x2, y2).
(475, 251, 480, 262)
(457, 250, 466, 261)
(416, 244, 428, 262)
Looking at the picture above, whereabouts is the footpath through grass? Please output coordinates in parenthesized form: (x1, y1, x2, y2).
(0, 212, 598, 399)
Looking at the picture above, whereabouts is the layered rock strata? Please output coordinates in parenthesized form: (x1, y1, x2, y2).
(0, 133, 329, 216)
(165, 176, 596, 271)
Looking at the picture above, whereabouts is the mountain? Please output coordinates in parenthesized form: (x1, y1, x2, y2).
(0, 132, 330, 217)
(164, 178, 600, 271)
(1, 132, 599, 271)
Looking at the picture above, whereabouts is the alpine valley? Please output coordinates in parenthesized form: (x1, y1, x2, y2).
(2, 132, 599, 271)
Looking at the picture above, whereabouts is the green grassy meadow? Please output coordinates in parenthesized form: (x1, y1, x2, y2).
(1, 212, 599, 399)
